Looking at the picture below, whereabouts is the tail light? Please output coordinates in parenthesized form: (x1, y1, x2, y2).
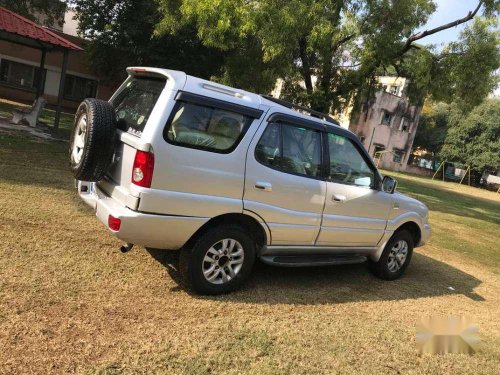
(132, 150, 154, 188)
(108, 215, 121, 231)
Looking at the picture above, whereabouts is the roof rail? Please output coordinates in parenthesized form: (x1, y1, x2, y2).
(261, 95, 339, 125)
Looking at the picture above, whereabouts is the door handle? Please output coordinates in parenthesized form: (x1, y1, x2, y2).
(332, 194, 346, 202)
(255, 181, 272, 192)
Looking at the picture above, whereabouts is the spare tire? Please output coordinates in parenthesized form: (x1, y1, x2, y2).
(69, 98, 117, 181)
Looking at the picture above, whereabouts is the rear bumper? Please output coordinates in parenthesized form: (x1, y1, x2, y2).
(78, 181, 208, 249)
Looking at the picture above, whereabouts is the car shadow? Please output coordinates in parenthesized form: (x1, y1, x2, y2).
(146, 249, 485, 305)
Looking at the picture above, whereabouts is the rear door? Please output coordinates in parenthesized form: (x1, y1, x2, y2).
(316, 131, 393, 247)
(138, 91, 265, 217)
(243, 114, 327, 245)
(97, 74, 168, 206)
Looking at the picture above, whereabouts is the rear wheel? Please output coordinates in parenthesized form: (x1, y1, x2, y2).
(369, 230, 414, 280)
(179, 225, 256, 295)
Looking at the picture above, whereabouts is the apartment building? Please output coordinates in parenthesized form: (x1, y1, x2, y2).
(349, 77, 421, 171)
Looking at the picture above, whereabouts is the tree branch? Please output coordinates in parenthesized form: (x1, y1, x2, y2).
(402, 1, 482, 52)
(331, 33, 355, 53)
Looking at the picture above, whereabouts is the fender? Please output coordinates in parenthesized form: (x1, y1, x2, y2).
(371, 211, 425, 262)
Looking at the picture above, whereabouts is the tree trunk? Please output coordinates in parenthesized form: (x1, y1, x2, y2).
(298, 37, 313, 94)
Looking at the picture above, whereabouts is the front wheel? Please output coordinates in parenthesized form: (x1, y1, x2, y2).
(179, 225, 256, 295)
(369, 230, 414, 280)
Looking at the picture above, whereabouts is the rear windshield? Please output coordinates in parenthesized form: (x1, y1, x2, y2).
(111, 76, 166, 136)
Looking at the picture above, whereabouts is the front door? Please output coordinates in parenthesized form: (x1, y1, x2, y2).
(316, 132, 393, 247)
(243, 118, 326, 245)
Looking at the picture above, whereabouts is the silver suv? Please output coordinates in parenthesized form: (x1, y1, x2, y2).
(70, 67, 431, 294)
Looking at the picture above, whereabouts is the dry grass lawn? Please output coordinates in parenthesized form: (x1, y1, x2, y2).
(1, 131, 499, 374)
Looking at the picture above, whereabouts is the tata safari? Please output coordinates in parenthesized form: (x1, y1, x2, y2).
(70, 67, 431, 294)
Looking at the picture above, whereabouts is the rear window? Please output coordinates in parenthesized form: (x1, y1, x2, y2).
(164, 102, 252, 153)
(111, 76, 166, 136)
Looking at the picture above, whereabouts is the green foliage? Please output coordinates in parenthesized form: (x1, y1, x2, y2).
(0, 0, 66, 27)
(413, 101, 452, 156)
(156, 0, 500, 114)
(403, 18, 500, 110)
(440, 99, 500, 172)
(72, 0, 224, 84)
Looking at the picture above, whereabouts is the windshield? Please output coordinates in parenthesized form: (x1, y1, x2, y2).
(111, 76, 166, 136)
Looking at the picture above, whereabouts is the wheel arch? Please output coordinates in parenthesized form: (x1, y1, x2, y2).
(372, 219, 422, 262)
(395, 221, 421, 246)
(182, 212, 268, 251)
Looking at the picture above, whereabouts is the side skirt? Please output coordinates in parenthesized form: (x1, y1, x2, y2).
(260, 253, 367, 267)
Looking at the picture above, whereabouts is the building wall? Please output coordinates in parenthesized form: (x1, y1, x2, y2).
(0, 39, 116, 112)
(349, 81, 421, 171)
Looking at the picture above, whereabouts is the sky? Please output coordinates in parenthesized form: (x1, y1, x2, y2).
(417, 0, 483, 46)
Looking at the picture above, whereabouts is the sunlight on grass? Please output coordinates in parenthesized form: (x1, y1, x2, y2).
(383, 170, 500, 273)
(1, 132, 499, 374)
(0, 98, 75, 138)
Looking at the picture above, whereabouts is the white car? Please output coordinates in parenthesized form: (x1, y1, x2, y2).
(70, 67, 431, 294)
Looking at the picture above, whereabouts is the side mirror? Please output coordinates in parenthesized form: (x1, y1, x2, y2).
(382, 175, 397, 194)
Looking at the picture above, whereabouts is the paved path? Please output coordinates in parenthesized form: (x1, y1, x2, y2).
(0, 116, 66, 141)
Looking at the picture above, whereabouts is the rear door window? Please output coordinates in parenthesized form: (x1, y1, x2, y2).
(111, 76, 166, 136)
(165, 102, 252, 153)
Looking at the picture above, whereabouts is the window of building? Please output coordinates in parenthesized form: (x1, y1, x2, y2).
(399, 118, 410, 132)
(255, 122, 322, 178)
(166, 100, 253, 153)
(0, 59, 43, 90)
(381, 111, 392, 125)
(389, 85, 399, 95)
(64, 74, 98, 101)
(393, 149, 404, 163)
(373, 145, 385, 157)
(327, 133, 375, 187)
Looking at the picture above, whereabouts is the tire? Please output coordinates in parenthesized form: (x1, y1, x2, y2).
(369, 230, 414, 280)
(69, 98, 117, 181)
(179, 225, 256, 295)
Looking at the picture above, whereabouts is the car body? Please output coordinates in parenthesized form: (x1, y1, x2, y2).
(76, 67, 430, 293)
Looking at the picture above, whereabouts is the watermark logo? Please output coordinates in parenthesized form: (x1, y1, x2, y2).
(416, 316, 479, 354)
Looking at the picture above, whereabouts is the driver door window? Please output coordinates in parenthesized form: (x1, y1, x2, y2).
(255, 122, 322, 178)
(327, 133, 374, 187)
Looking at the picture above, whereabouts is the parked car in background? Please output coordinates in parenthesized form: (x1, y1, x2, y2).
(70, 67, 431, 294)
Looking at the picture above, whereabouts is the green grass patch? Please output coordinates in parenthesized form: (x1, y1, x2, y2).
(1, 132, 500, 374)
(384, 170, 500, 273)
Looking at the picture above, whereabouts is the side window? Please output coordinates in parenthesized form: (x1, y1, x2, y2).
(255, 122, 322, 178)
(327, 133, 375, 187)
(255, 122, 281, 168)
(165, 102, 252, 152)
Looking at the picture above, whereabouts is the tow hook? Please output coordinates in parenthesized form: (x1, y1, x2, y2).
(120, 243, 134, 253)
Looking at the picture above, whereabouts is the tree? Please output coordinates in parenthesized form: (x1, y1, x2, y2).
(71, 0, 225, 84)
(0, 0, 67, 27)
(156, 0, 500, 114)
(440, 99, 500, 172)
(412, 101, 451, 157)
